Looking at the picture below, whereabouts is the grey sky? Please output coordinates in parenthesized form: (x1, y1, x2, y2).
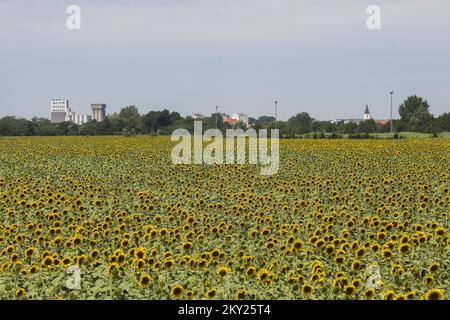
(0, 0, 449, 121)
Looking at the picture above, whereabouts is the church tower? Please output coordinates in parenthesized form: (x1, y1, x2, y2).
(363, 104, 372, 120)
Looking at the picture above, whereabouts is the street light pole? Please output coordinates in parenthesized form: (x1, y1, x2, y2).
(274, 100, 278, 130)
(215, 106, 218, 129)
(390, 92, 394, 133)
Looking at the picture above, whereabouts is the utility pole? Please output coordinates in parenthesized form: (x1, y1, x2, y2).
(274, 100, 278, 130)
(390, 91, 394, 133)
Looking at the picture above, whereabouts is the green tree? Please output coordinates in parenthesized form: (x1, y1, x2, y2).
(119, 105, 141, 131)
(357, 119, 377, 134)
(142, 111, 160, 133)
(158, 109, 171, 127)
(208, 112, 223, 130)
(169, 111, 182, 124)
(107, 114, 125, 134)
(256, 116, 276, 128)
(98, 117, 112, 135)
(284, 112, 314, 135)
(435, 112, 450, 132)
(398, 95, 433, 132)
(0, 116, 33, 136)
(340, 122, 358, 134)
(141, 109, 170, 134)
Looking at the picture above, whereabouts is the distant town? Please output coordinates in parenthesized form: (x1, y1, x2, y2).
(50, 98, 388, 129)
(0, 95, 448, 136)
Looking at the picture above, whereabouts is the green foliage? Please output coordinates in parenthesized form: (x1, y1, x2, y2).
(357, 119, 377, 134)
(435, 113, 450, 132)
(398, 95, 434, 132)
(284, 112, 314, 135)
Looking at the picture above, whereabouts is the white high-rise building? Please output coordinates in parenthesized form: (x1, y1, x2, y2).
(51, 99, 71, 123)
(51, 99, 92, 125)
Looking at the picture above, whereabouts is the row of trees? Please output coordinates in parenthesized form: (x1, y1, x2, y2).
(0, 96, 449, 136)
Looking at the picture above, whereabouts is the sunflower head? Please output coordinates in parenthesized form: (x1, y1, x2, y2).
(170, 284, 184, 299)
(424, 289, 443, 300)
(206, 289, 217, 299)
(302, 283, 314, 295)
(217, 267, 230, 277)
(398, 243, 410, 254)
(258, 269, 270, 281)
(384, 290, 396, 300)
(428, 262, 440, 273)
(344, 285, 356, 297)
(182, 242, 193, 251)
(246, 266, 256, 277)
(41, 256, 53, 268)
(364, 288, 375, 300)
(139, 274, 152, 287)
(235, 290, 246, 300)
(351, 260, 361, 271)
(15, 288, 26, 299)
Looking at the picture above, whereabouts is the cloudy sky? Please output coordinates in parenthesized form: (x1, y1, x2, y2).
(0, 0, 449, 120)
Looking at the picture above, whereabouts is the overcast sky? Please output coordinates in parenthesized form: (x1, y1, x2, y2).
(0, 0, 449, 120)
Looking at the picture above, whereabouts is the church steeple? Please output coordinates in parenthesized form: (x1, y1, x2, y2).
(363, 104, 372, 120)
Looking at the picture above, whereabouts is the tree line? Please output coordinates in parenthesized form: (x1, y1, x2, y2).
(0, 95, 449, 136)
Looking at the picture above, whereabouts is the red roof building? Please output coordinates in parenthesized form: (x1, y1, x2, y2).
(224, 118, 239, 126)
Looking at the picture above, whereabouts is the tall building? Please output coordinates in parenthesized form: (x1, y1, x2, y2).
(363, 105, 372, 121)
(91, 104, 106, 122)
(51, 99, 70, 123)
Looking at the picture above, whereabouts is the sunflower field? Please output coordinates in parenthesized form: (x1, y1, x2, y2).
(0, 136, 448, 300)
